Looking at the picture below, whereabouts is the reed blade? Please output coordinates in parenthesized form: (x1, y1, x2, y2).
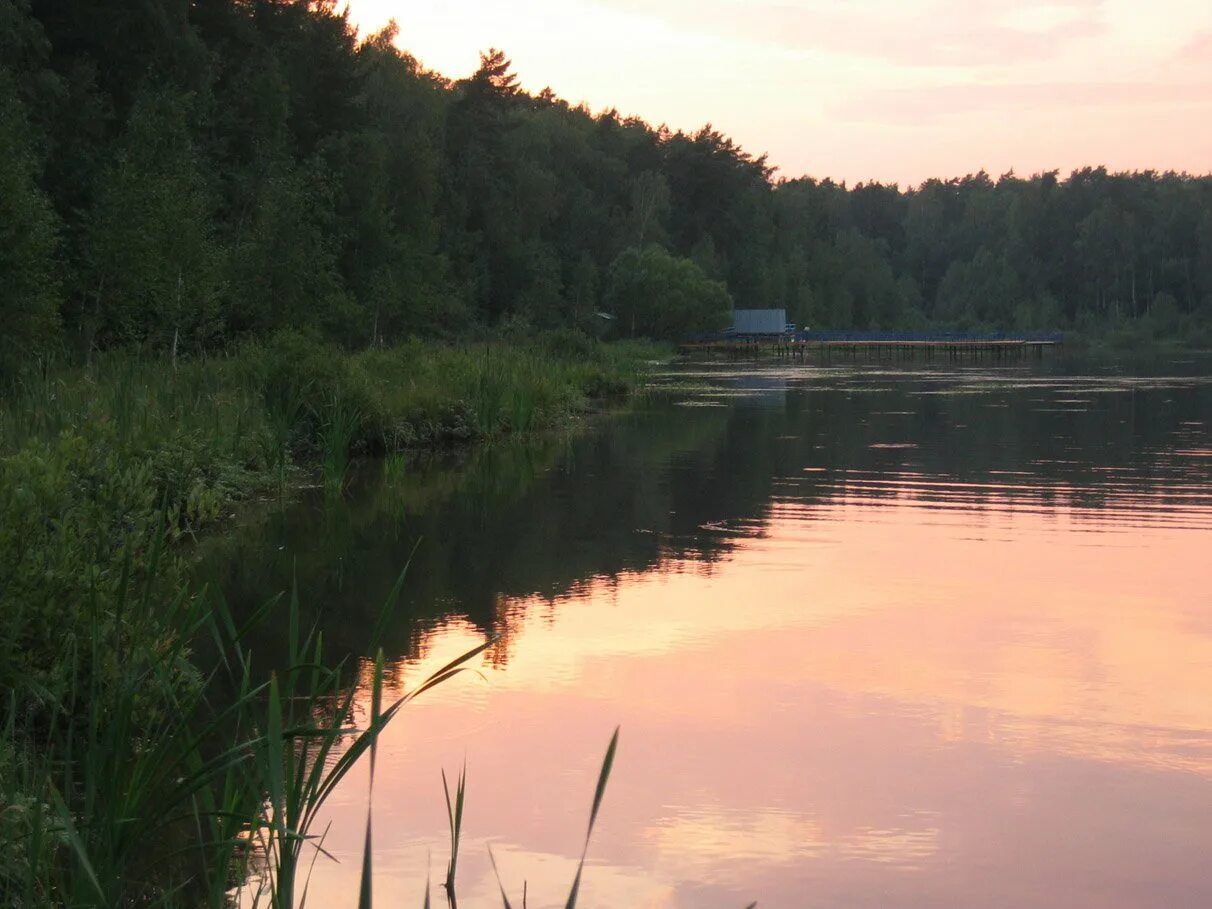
(564, 726, 620, 909)
(486, 842, 515, 909)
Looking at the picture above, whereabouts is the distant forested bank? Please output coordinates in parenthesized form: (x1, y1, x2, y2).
(4, 0, 1212, 375)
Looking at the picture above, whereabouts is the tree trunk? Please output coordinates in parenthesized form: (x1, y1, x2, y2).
(173, 268, 183, 370)
(1130, 263, 1137, 318)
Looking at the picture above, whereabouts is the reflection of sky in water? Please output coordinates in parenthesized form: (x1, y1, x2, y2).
(220, 359, 1212, 909)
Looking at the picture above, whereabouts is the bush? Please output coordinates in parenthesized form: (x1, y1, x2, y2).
(605, 245, 733, 340)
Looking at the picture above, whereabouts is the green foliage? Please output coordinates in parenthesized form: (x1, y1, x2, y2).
(0, 335, 656, 693)
(441, 762, 467, 896)
(606, 245, 733, 339)
(4, 3, 1212, 350)
(0, 337, 657, 907)
(0, 354, 273, 720)
(0, 67, 60, 373)
(231, 157, 357, 340)
(0, 554, 493, 908)
(83, 86, 223, 352)
(936, 247, 1022, 327)
(317, 392, 362, 493)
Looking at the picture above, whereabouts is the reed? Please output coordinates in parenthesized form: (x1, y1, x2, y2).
(442, 762, 467, 899)
(318, 394, 362, 494)
(0, 331, 671, 908)
(481, 729, 621, 909)
(0, 553, 494, 908)
(382, 451, 409, 484)
(1, 557, 743, 909)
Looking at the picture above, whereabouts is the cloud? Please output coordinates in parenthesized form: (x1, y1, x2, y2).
(1180, 30, 1212, 60)
(591, 0, 1108, 66)
(832, 79, 1212, 124)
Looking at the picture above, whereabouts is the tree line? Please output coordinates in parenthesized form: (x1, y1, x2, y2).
(3, 0, 1211, 373)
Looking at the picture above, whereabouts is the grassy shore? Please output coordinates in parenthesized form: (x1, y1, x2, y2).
(0, 330, 663, 907)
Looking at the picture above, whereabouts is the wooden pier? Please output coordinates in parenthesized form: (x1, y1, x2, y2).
(679, 336, 1061, 361)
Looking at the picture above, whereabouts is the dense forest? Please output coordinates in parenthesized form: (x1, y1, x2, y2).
(3, 0, 1212, 374)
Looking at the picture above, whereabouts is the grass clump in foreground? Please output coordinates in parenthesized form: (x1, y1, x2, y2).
(0, 331, 667, 906)
(1, 547, 624, 908)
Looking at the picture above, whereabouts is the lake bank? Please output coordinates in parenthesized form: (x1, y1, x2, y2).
(0, 332, 665, 906)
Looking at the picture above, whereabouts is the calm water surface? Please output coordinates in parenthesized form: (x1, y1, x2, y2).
(204, 356, 1212, 909)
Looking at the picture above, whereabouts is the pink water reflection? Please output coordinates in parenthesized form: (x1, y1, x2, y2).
(281, 462, 1212, 908)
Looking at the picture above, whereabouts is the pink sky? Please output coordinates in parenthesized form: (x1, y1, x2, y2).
(344, 0, 1212, 185)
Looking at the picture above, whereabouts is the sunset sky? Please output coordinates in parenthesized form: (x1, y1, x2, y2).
(346, 0, 1212, 186)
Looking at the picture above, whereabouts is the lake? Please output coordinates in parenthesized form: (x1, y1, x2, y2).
(203, 355, 1212, 909)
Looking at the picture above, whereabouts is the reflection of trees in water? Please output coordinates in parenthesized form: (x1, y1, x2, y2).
(199, 370, 1212, 671)
(197, 403, 741, 667)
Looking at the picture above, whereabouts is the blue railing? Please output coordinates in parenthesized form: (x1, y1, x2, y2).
(680, 330, 1065, 344)
(793, 330, 1064, 343)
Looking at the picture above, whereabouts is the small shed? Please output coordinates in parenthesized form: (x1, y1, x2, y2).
(729, 309, 789, 336)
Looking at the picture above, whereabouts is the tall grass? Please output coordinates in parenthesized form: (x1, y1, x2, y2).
(0, 331, 664, 467)
(0, 331, 662, 698)
(1, 560, 632, 909)
(261, 374, 309, 490)
(0, 547, 497, 907)
(0, 331, 670, 908)
(477, 728, 622, 909)
(317, 394, 362, 494)
(442, 763, 467, 899)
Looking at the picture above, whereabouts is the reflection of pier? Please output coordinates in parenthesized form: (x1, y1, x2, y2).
(681, 331, 1063, 360)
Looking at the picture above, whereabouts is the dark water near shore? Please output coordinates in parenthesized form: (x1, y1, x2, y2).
(202, 355, 1212, 909)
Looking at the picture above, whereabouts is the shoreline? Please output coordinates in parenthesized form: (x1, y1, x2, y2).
(0, 332, 666, 906)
